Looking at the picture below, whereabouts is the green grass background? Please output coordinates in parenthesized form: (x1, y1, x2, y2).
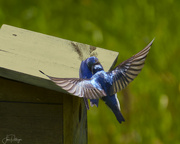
(0, 0, 180, 143)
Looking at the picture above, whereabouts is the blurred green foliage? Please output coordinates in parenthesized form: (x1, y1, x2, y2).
(0, 0, 180, 143)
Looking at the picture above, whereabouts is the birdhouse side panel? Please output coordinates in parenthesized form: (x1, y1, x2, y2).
(0, 77, 63, 144)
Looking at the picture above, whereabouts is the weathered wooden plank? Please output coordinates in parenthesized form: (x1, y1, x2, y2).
(0, 77, 63, 104)
(0, 24, 119, 93)
(0, 76, 63, 143)
(63, 95, 87, 144)
(0, 102, 63, 144)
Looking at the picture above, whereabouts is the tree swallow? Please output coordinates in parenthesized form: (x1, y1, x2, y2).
(88, 59, 125, 123)
(40, 39, 154, 123)
(79, 58, 99, 110)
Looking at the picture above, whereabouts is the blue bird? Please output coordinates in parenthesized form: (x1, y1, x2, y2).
(79, 57, 125, 123)
(88, 60, 125, 123)
(40, 39, 154, 123)
(79, 58, 99, 109)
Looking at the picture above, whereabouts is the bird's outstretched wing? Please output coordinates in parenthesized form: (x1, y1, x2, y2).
(39, 71, 106, 99)
(107, 39, 154, 95)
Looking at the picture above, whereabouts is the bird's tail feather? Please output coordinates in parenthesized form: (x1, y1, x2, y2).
(90, 99, 99, 107)
(113, 109, 125, 123)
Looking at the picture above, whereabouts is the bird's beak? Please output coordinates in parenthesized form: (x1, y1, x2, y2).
(94, 61, 100, 66)
(91, 61, 100, 73)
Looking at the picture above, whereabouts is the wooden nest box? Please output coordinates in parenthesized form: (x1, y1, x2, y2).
(0, 25, 118, 144)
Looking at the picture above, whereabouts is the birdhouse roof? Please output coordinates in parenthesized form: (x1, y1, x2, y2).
(0, 24, 119, 92)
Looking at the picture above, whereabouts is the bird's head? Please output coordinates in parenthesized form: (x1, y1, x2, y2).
(86, 56, 104, 74)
